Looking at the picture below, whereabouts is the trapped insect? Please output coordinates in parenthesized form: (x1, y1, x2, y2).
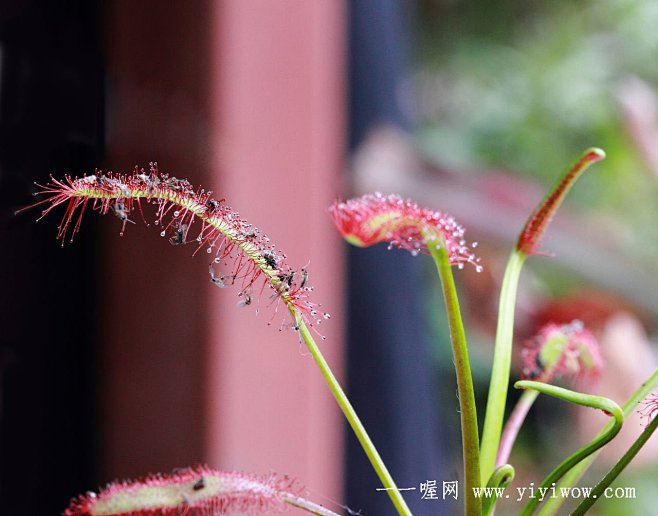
(237, 288, 252, 308)
(261, 250, 278, 270)
(193, 476, 206, 491)
(209, 264, 227, 288)
(169, 222, 188, 246)
(17, 164, 322, 336)
(278, 271, 295, 291)
(205, 198, 224, 213)
(111, 201, 135, 233)
(299, 267, 309, 289)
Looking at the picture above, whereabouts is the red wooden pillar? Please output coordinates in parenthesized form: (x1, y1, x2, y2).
(104, 0, 345, 506)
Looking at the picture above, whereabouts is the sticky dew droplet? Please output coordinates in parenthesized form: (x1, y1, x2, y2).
(160, 231, 166, 237)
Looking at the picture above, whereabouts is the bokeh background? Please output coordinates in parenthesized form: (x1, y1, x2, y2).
(1, 1, 657, 515)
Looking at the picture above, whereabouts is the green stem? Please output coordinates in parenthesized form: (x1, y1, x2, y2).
(538, 367, 658, 515)
(515, 381, 624, 516)
(294, 311, 412, 516)
(480, 250, 526, 484)
(496, 388, 539, 468)
(426, 237, 482, 516)
(482, 464, 515, 516)
(571, 411, 658, 515)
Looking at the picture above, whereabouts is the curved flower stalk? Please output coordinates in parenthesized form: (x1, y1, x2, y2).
(496, 321, 603, 469)
(480, 148, 606, 485)
(482, 464, 515, 516)
(571, 394, 658, 515)
(331, 193, 482, 516)
(64, 466, 340, 516)
(515, 381, 623, 516)
(20, 167, 410, 515)
(539, 368, 658, 515)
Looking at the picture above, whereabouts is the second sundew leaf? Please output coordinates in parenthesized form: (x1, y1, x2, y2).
(330, 192, 482, 269)
(331, 194, 483, 515)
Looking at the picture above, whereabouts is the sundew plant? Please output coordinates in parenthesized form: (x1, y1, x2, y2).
(19, 149, 658, 515)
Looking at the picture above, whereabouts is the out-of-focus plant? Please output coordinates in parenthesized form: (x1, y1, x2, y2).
(414, 0, 658, 263)
(18, 148, 657, 515)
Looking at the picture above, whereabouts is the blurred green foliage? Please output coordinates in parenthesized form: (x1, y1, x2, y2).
(414, 5, 658, 509)
(413, 0, 658, 263)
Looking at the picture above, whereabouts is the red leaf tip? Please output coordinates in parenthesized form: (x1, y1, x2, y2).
(517, 148, 605, 256)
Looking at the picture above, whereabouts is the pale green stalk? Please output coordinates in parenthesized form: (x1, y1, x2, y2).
(293, 310, 412, 516)
(480, 250, 525, 484)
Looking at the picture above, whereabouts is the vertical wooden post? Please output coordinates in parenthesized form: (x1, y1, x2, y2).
(104, 0, 345, 505)
(207, 0, 346, 501)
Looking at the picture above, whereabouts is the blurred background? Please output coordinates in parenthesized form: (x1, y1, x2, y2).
(1, 1, 657, 515)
